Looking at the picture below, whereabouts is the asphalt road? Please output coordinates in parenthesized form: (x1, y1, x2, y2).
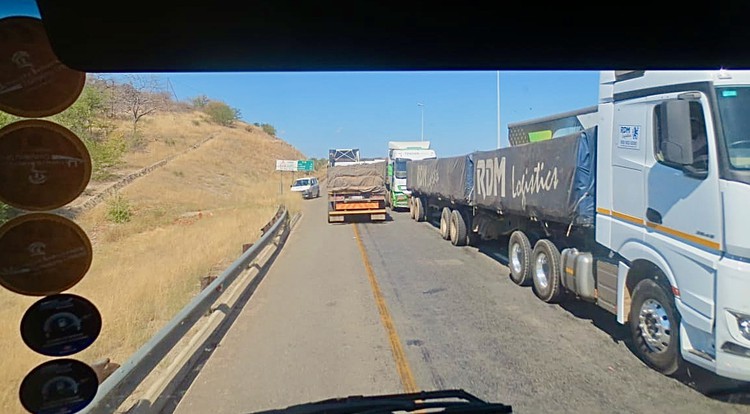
(169, 193, 750, 414)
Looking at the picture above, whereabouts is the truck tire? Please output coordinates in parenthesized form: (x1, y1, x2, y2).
(414, 197, 425, 222)
(508, 231, 532, 286)
(630, 278, 682, 375)
(449, 209, 467, 246)
(531, 239, 564, 303)
(439, 207, 451, 240)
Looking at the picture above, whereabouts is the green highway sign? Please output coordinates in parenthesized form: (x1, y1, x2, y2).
(297, 160, 314, 172)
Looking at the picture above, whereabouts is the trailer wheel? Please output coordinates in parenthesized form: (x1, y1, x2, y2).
(414, 197, 425, 222)
(508, 231, 532, 286)
(439, 208, 451, 240)
(409, 197, 415, 219)
(630, 278, 682, 375)
(531, 239, 564, 303)
(449, 210, 467, 246)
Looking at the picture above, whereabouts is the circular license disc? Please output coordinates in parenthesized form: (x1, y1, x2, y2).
(0, 16, 86, 118)
(0, 213, 92, 296)
(19, 359, 98, 414)
(21, 294, 102, 357)
(0, 119, 92, 211)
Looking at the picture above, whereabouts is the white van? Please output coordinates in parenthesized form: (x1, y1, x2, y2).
(290, 177, 320, 199)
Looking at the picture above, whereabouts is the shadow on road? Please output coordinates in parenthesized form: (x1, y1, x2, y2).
(432, 223, 750, 405)
(677, 364, 750, 404)
(329, 214, 394, 224)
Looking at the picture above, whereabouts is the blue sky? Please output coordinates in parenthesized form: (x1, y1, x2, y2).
(164, 71, 601, 159)
(3, 1, 601, 159)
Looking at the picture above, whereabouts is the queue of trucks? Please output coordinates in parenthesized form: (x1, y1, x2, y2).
(402, 70, 750, 383)
(324, 142, 437, 223)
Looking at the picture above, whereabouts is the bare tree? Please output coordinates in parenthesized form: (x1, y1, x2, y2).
(117, 74, 168, 139)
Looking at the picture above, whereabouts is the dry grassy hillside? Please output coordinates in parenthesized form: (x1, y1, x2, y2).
(0, 111, 306, 413)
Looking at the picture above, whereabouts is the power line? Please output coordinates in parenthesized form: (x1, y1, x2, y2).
(167, 77, 179, 101)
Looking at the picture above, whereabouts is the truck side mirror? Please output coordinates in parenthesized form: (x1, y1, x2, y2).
(658, 100, 694, 166)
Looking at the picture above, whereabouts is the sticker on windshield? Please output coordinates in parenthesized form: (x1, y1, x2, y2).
(0, 17, 86, 118)
(21, 293, 102, 357)
(618, 125, 641, 150)
(0, 213, 92, 296)
(19, 359, 98, 414)
(0, 119, 92, 211)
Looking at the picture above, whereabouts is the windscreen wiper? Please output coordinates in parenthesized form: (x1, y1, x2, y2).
(248, 389, 512, 414)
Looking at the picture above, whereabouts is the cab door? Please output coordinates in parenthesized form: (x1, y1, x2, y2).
(644, 95, 722, 324)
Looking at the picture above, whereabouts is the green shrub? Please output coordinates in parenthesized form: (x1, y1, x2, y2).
(203, 101, 240, 126)
(0, 111, 19, 129)
(0, 202, 11, 225)
(106, 194, 132, 223)
(84, 133, 128, 181)
(260, 123, 276, 136)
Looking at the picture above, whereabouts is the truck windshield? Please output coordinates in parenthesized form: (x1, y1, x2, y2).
(394, 160, 408, 179)
(293, 179, 310, 186)
(716, 87, 750, 170)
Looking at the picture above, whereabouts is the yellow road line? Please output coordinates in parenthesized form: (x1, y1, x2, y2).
(353, 223, 419, 393)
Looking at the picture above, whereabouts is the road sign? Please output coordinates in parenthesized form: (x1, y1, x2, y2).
(297, 160, 314, 172)
(275, 160, 297, 171)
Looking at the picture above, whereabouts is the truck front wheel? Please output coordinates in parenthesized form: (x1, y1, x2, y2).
(508, 231, 532, 286)
(440, 208, 451, 240)
(630, 278, 682, 375)
(531, 239, 564, 303)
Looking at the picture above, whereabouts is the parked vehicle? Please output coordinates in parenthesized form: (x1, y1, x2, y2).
(290, 177, 320, 199)
(406, 70, 750, 383)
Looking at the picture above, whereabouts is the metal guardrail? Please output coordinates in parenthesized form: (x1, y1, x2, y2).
(81, 205, 290, 413)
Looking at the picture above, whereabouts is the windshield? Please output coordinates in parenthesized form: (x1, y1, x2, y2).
(716, 86, 750, 169)
(394, 160, 408, 179)
(2, 8, 748, 412)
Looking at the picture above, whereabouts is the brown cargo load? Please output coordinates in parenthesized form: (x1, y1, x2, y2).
(326, 162, 386, 194)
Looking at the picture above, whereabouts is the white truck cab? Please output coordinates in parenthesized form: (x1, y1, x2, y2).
(596, 70, 750, 380)
(387, 141, 436, 209)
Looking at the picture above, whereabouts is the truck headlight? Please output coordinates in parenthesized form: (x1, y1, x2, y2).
(729, 310, 750, 341)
